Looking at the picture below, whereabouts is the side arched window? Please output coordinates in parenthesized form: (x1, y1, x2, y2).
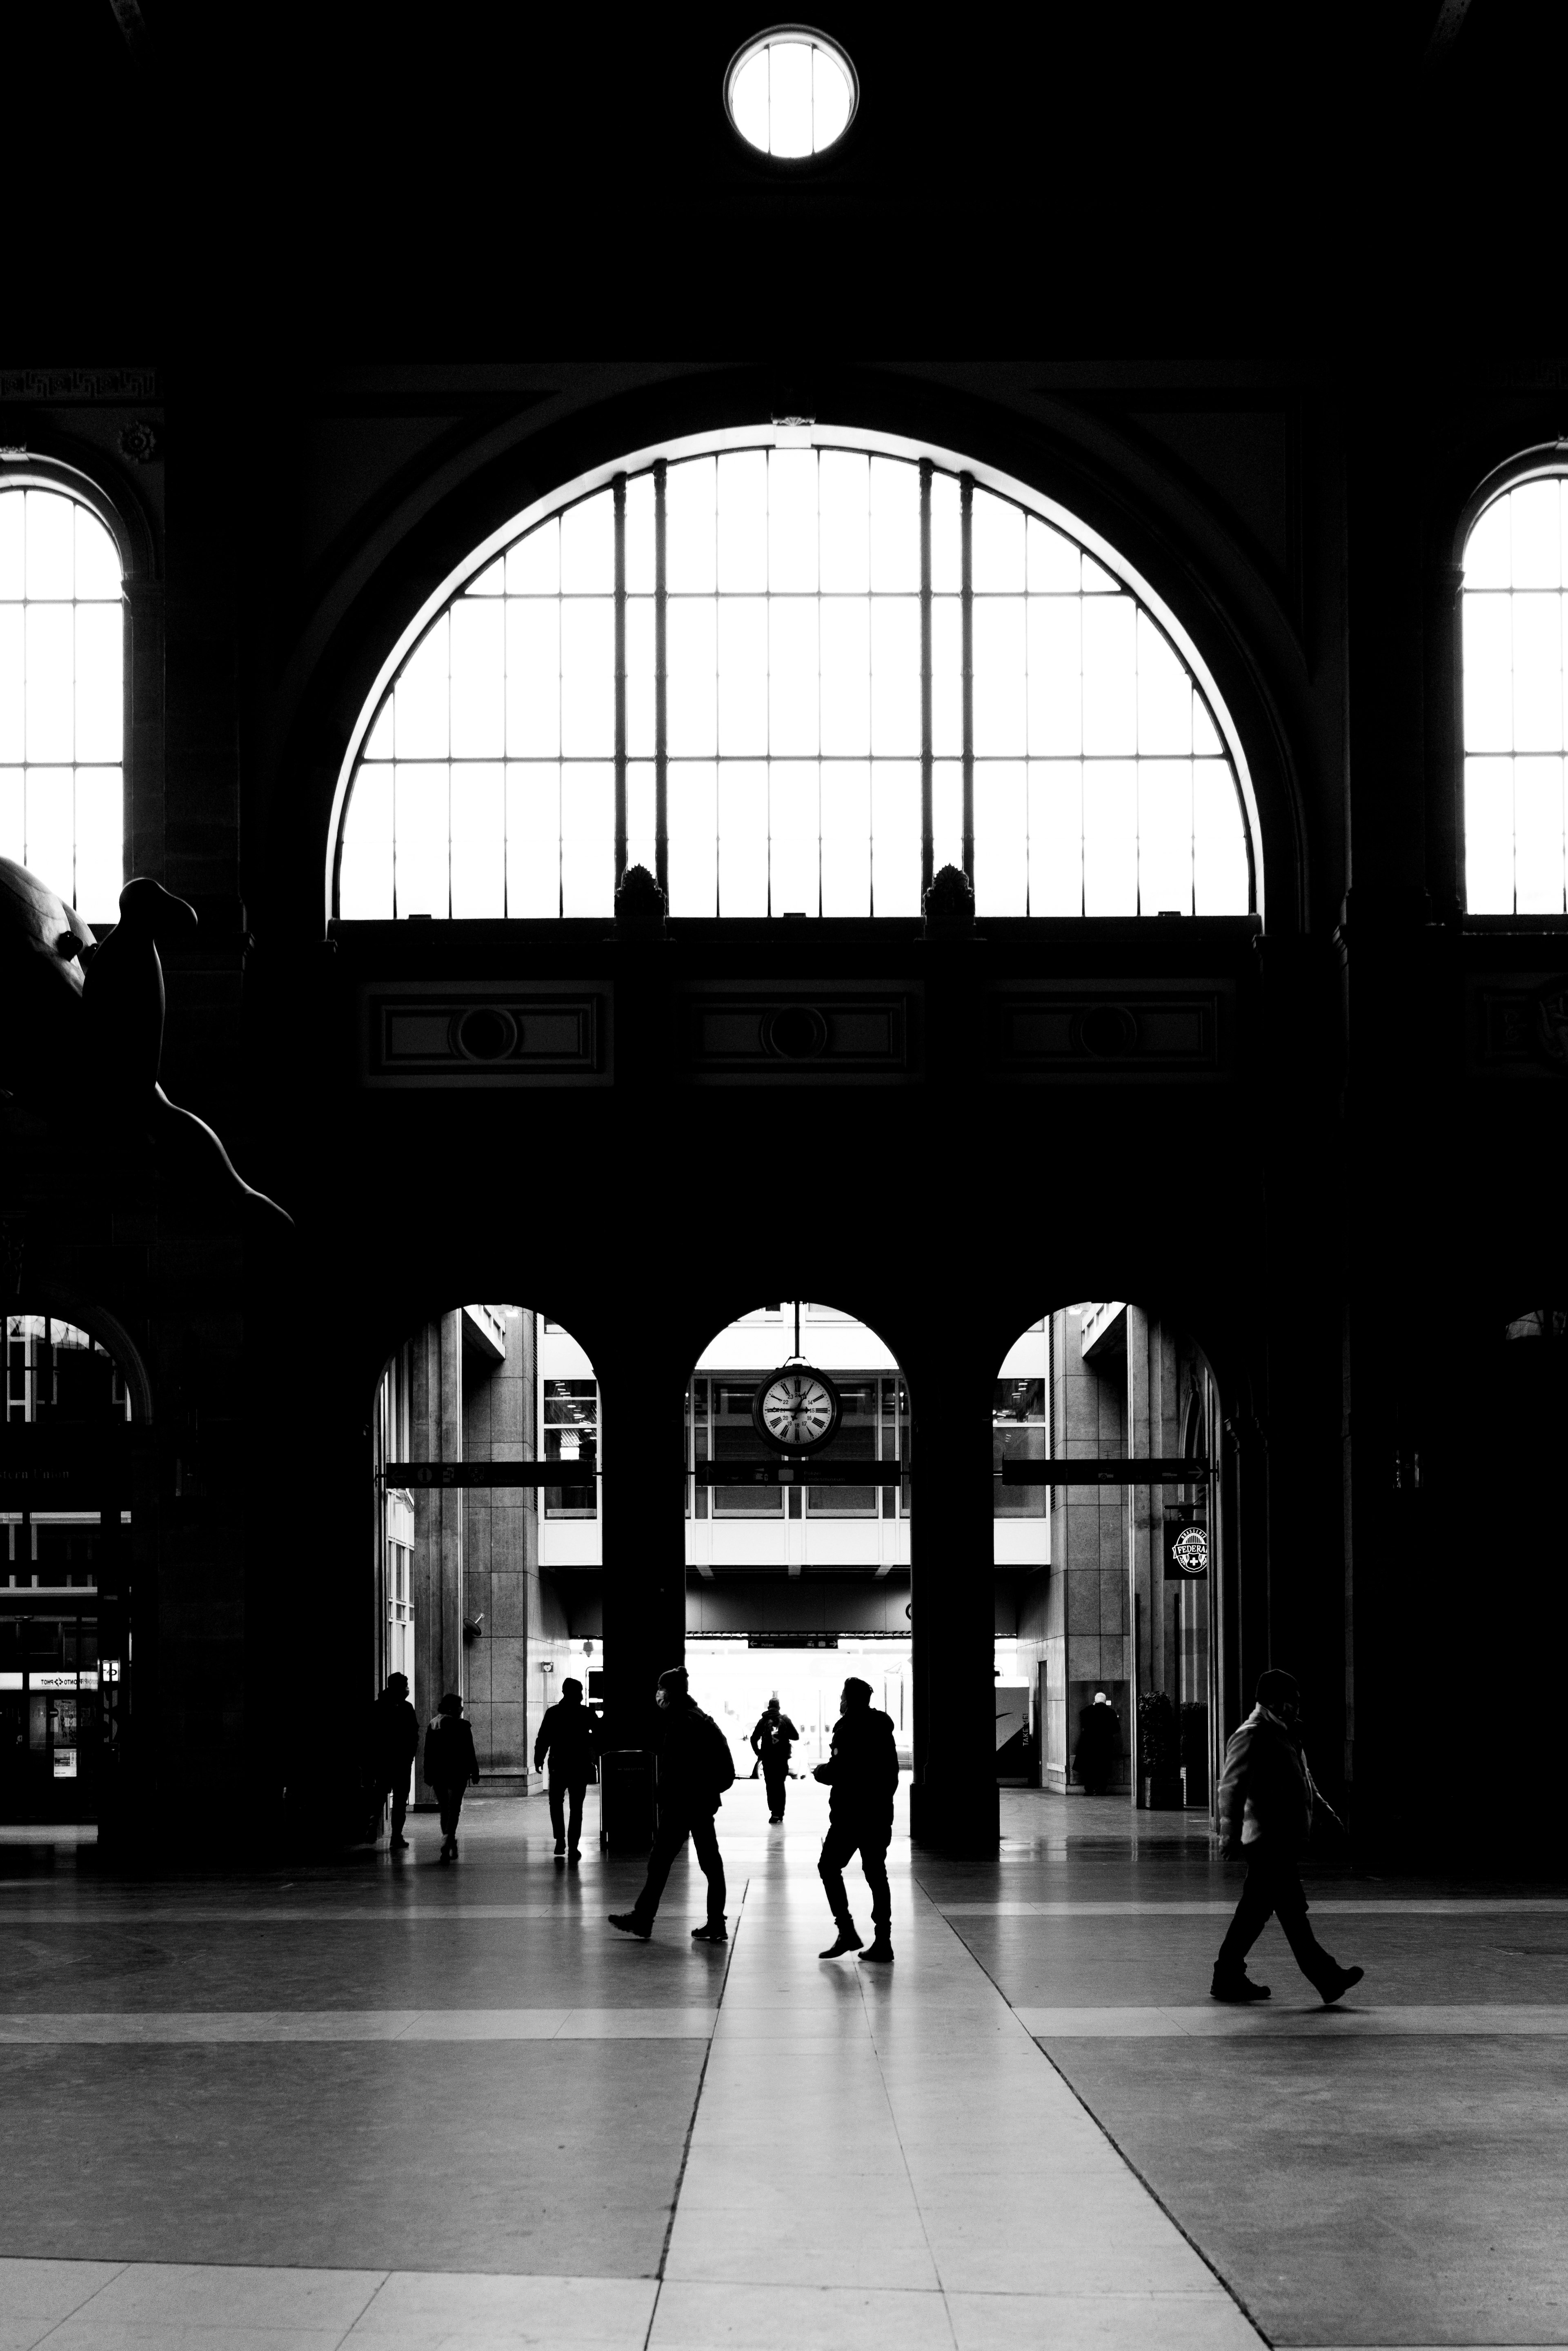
(336, 439, 1255, 923)
(0, 482, 124, 924)
(1463, 476, 1568, 915)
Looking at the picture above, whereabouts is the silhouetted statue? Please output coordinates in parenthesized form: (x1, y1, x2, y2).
(0, 860, 291, 1239)
(814, 1675, 899, 1964)
(534, 1674, 600, 1862)
(1212, 1667, 1363, 2007)
(750, 1695, 802, 1823)
(609, 1666, 733, 1942)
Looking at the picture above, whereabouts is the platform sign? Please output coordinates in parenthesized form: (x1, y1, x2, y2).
(385, 1462, 595, 1488)
(697, 1462, 902, 1487)
(1000, 1457, 1208, 1486)
(747, 1634, 839, 1649)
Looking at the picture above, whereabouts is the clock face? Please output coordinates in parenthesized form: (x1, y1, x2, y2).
(753, 1368, 840, 1454)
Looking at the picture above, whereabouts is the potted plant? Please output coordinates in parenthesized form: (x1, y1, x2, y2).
(1137, 1691, 1183, 1809)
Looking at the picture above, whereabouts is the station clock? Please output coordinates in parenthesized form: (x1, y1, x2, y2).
(751, 1365, 841, 1455)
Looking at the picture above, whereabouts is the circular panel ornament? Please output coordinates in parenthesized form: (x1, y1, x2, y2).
(1171, 1524, 1208, 1578)
(752, 1364, 841, 1453)
(725, 26, 858, 161)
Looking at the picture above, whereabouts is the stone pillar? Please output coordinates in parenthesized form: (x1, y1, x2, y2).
(907, 1339, 997, 1855)
(411, 1310, 463, 1798)
(462, 1306, 534, 1783)
(1053, 1306, 1131, 1794)
(595, 1334, 685, 1848)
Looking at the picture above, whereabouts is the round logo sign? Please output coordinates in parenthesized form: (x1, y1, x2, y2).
(1172, 1525, 1208, 1578)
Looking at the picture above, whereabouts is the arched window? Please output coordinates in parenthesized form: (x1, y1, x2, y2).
(1463, 474, 1568, 915)
(0, 482, 124, 923)
(336, 436, 1254, 922)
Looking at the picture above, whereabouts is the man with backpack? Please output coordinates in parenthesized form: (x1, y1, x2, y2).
(423, 1691, 480, 1864)
(749, 1694, 802, 1823)
(609, 1666, 732, 1942)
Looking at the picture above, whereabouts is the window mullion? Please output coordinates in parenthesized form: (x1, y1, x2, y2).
(960, 472, 974, 883)
(920, 458, 934, 897)
(654, 460, 668, 897)
(613, 474, 627, 884)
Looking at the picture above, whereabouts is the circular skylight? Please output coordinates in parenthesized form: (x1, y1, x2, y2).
(725, 27, 857, 160)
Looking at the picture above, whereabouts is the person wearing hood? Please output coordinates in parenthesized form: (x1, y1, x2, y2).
(369, 1670, 419, 1851)
(1212, 1668, 1363, 2006)
(423, 1692, 480, 1864)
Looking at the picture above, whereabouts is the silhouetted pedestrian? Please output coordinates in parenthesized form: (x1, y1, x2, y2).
(750, 1695, 802, 1822)
(534, 1674, 600, 1862)
(1073, 1690, 1121, 1795)
(424, 1691, 480, 1863)
(609, 1666, 733, 1942)
(369, 1670, 418, 1850)
(815, 1676, 899, 1964)
(1212, 1668, 1364, 2006)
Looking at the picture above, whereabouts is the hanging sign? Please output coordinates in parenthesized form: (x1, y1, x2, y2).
(1163, 1504, 1208, 1580)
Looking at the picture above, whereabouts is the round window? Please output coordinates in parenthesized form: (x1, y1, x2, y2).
(725, 26, 857, 160)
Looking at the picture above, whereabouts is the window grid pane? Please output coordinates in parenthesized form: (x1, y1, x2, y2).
(336, 450, 1253, 921)
(1462, 478, 1568, 914)
(0, 486, 123, 922)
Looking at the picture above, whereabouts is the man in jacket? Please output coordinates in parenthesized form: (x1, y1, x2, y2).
(749, 1695, 802, 1823)
(609, 1666, 730, 1942)
(814, 1676, 900, 1964)
(534, 1675, 599, 1862)
(1212, 1668, 1363, 2005)
(369, 1670, 419, 1850)
(1072, 1690, 1121, 1796)
(423, 1692, 480, 1864)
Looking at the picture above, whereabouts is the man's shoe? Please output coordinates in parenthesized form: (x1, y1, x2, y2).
(1210, 1971, 1270, 2002)
(567, 1848, 580, 1864)
(389, 1836, 409, 1851)
(820, 1926, 863, 1958)
(859, 1940, 894, 1964)
(437, 1844, 451, 1865)
(554, 1842, 566, 1857)
(1318, 1964, 1364, 2006)
(692, 1921, 728, 1942)
(608, 1912, 652, 1940)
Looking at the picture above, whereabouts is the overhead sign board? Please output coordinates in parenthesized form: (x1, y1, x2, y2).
(385, 1462, 594, 1488)
(696, 1461, 903, 1487)
(1000, 1457, 1208, 1486)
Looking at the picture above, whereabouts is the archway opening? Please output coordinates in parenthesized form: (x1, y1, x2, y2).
(993, 1299, 1219, 1817)
(683, 1301, 912, 1804)
(371, 1302, 602, 1833)
(2, 1307, 141, 1831)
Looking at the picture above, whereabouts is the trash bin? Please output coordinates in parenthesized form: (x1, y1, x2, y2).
(600, 1748, 656, 1852)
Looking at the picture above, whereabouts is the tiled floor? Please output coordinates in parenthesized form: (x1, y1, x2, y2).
(1, 1784, 1566, 2347)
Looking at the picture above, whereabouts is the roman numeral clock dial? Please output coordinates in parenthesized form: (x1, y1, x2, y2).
(751, 1366, 842, 1456)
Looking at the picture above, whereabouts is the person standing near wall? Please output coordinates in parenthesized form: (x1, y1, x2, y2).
(815, 1677, 900, 1964)
(534, 1674, 599, 1862)
(368, 1670, 419, 1850)
(749, 1695, 802, 1823)
(609, 1667, 732, 1942)
(423, 1692, 480, 1864)
(1073, 1690, 1121, 1795)
(1211, 1668, 1364, 2006)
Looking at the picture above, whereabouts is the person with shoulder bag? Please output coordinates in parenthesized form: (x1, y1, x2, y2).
(609, 1667, 732, 1943)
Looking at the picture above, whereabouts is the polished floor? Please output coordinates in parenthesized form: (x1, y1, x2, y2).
(1, 1782, 1566, 2348)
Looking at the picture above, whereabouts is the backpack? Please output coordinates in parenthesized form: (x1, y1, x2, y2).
(703, 1711, 737, 1795)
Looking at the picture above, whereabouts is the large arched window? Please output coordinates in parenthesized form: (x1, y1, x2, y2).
(0, 482, 123, 923)
(335, 435, 1254, 922)
(1463, 473, 1568, 915)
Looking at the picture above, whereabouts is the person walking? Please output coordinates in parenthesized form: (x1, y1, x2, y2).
(369, 1670, 419, 1850)
(609, 1667, 732, 1942)
(534, 1674, 600, 1862)
(1211, 1668, 1364, 2005)
(1073, 1690, 1121, 1795)
(423, 1691, 480, 1863)
(749, 1695, 802, 1823)
(815, 1676, 899, 1965)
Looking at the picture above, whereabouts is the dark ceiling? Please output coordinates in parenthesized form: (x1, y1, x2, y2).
(10, 0, 1564, 354)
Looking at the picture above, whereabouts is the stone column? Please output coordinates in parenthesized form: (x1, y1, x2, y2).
(411, 1310, 463, 1798)
(907, 1339, 998, 1856)
(595, 1334, 685, 1848)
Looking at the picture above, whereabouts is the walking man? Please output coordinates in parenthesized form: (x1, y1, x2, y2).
(749, 1694, 802, 1823)
(815, 1676, 899, 1964)
(369, 1670, 419, 1850)
(1212, 1668, 1364, 2005)
(609, 1667, 733, 1942)
(534, 1674, 600, 1862)
(423, 1691, 480, 1863)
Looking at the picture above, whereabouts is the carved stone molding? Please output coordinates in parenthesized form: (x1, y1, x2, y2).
(1474, 975, 1568, 1074)
(993, 985, 1228, 1078)
(361, 983, 609, 1085)
(679, 988, 917, 1082)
